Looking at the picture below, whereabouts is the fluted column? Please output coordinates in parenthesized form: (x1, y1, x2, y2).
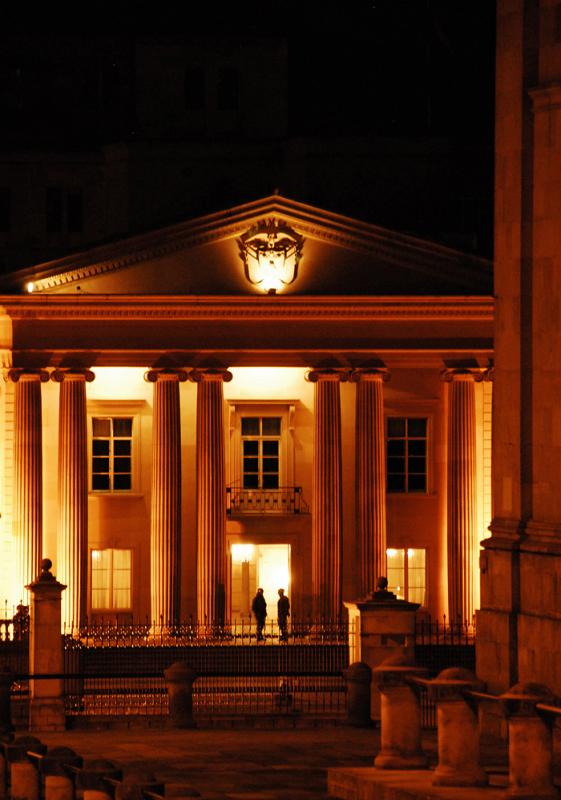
(444, 369, 482, 623)
(10, 369, 49, 603)
(52, 368, 95, 629)
(351, 368, 389, 596)
(145, 369, 188, 626)
(307, 369, 346, 620)
(191, 368, 232, 627)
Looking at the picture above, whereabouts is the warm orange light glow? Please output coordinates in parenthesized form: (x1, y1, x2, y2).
(26, 281, 35, 293)
(231, 543, 255, 563)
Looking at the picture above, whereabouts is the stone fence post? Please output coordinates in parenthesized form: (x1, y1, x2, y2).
(164, 662, 197, 728)
(26, 559, 67, 732)
(345, 662, 372, 727)
(500, 682, 559, 800)
(429, 667, 487, 787)
(372, 656, 428, 769)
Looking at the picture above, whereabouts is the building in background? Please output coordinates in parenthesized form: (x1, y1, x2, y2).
(0, 194, 492, 629)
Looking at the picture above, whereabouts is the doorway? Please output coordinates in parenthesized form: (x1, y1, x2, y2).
(231, 543, 291, 624)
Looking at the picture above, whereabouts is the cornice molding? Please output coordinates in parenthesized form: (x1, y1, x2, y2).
(3, 195, 491, 294)
(0, 296, 494, 322)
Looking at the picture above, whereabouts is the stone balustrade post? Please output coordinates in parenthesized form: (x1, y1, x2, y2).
(164, 661, 197, 729)
(145, 369, 188, 627)
(351, 368, 389, 596)
(190, 368, 232, 628)
(306, 369, 346, 619)
(51, 369, 95, 630)
(372, 656, 428, 769)
(26, 559, 67, 732)
(345, 661, 372, 727)
(429, 667, 487, 787)
(41, 747, 82, 800)
(500, 683, 559, 800)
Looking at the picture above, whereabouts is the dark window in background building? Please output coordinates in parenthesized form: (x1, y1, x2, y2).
(387, 417, 428, 493)
(0, 188, 11, 231)
(184, 66, 206, 111)
(217, 67, 239, 111)
(46, 187, 83, 233)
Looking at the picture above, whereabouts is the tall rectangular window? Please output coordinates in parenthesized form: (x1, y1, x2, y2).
(91, 548, 132, 610)
(386, 547, 426, 606)
(91, 417, 133, 492)
(241, 416, 281, 489)
(387, 417, 427, 493)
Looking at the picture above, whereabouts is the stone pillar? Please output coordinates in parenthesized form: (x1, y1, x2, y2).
(26, 559, 67, 732)
(191, 368, 232, 627)
(430, 667, 487, 787)
(145, 369, 188, 627)
(164, 661, 197, 728)
(351, 368, 388, 596)
(500, 683, 558, 800)
(345, 661, 372, 727)
(52, 369, 94, 630)
(9, 370, 49, 605)
(307, 369, 346, 620)
(443, 368, 481, 623)
(372, 656, 428, 769)
(11, 762, 40, 800)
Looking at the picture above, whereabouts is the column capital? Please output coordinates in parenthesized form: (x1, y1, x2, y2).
(144, 368, 189, 383)
(349, 367, 390, 383)
(7, 368, 49, 383)
(441, 367, 490, 383)
(305, 368, 349, 383)
(189, 368, 232, 383)
(51, 368, 95, 383)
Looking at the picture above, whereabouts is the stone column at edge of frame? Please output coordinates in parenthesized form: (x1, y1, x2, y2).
(52, 368, 95, 630)
(443, 368, 482, 624)
(9, 369, 49, 605)
(307, 369, 346, 620)
(191, 368, 232, 627)
(145, 369, 188, 627)
(351, 368, 389, 596)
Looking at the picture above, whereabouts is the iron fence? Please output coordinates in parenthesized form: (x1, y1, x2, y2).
(414, 615, 475, 677)
(62, 617, 350, 718)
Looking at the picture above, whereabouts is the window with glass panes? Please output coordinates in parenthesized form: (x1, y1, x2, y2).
(241, 416, 281, 489)
(386, 417, 427, 492)
(386, 548, 426, 605)
(91, 549, 132, 610)
(91, 417, 133, 491)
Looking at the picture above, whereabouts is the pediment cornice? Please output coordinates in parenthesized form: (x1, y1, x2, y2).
(5, 195, 491, 293)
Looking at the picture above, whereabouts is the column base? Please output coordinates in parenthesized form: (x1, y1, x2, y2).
(374, 751, 428, 769)
(433, 765, 488, 787)
(29, 698, 66, 732)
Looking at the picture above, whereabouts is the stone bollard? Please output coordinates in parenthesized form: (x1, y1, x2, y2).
(77, 759, 122, 800)
(372, 655, 428, 769)
(345, 662, 372, 727)
(500, 682, 559, 800)
(0, 669, 13, 736)
(429, 667, 487, 787)
(42, 747, 83, 800)
(164, 662, 197, 729)
(114, 767, 162, 800)
(10, 761, 40, 800)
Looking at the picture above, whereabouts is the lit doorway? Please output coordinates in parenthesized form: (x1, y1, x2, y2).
(231, 543, 291, 624)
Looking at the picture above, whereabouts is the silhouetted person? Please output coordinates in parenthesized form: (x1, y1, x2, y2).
(277, 588, 290, 642)
(251, 588, 267, 641)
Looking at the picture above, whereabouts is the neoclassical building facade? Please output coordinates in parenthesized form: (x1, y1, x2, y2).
(0, 195, 493, 627)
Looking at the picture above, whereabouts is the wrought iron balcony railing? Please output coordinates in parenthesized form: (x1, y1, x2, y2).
(226, 486, 308, 515)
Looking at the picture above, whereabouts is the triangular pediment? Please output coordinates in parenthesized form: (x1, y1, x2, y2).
(1, 195, 491, 296)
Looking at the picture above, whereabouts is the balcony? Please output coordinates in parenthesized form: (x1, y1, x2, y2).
(226, 486, 309, 515)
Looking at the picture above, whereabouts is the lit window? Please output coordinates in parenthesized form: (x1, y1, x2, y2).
(91, 417, 133, 492)
(387, 417, 427, 493)
(241, 416, 281, 489)
(91, 549, 132, 610)
(386, 547, 426, 606)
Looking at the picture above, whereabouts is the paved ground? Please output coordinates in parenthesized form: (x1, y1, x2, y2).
(38, 725, 386, 799)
